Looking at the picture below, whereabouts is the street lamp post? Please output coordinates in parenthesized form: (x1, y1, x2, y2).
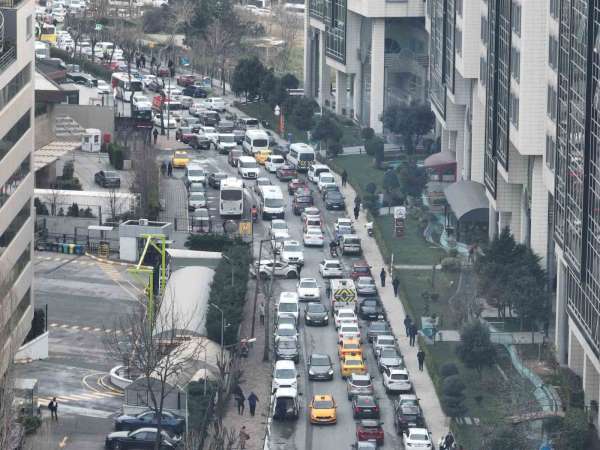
(208, 303, 225, 362)
(221, 254, 235, 287)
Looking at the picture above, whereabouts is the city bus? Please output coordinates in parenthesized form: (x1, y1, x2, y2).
(38, 24, 57, 44)
(219, 177, 244, 218)
(111, 72, 143, 102)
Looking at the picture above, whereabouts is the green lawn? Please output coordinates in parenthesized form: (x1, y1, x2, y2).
(396, 269, 459, 329)
(423, 342, 540, 449)
(330, 155, 384, 197)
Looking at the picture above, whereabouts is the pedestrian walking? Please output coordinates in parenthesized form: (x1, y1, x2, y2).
(296, 264, 302, 278)
(259, 302, 265, 326)
(341, 170, 348, 186)
(167, 161, 173, 177)
(48, 397, 58, 421)
(441, 432, 455, 450)
(236, 392, 246, 415)
(380, 268, 386, 287)
(247, 392, 259, 416)
(239, 426, 250, 449)
(392, 276, 400, 297)
(354, 195, 362, 209)
(153, 128, 159, 145)
(409, 323, 418, 347)
(140, 54, 146, 68)
(417, 348, 426, 371)
(353, 205, 360, 220)
(403, 315, 412, 337)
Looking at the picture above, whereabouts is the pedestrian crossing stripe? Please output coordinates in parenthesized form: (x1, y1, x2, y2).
(49, 323, 127, 334)
(38, 392, 123, 405)
(35, 256, 96, 266)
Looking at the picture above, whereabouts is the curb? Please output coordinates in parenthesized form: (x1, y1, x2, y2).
(84, 252, 135, 267)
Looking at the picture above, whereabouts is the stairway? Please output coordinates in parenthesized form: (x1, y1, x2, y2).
(54, 115, 86, 143)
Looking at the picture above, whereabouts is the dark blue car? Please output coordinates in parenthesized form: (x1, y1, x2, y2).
(182, 85, 208, 98)
(114, 410, 185, 434)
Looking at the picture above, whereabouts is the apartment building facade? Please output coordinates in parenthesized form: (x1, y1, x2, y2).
(0, 0, 35, 377)
(303, 0, 429, 132)
(552, 0, 600, 429)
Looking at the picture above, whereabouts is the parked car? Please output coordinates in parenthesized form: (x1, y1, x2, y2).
(357, 298, 385, 321)
(352, 395, 380, 419)
(356, 420, 384, 446)
(275, 336, 300, 362)
(393, 395, 425, 434)
(105, 428, 181, 449)
(308, 353, 334, 380)
(403, 428, 433, 449)
(366, 321, 392, 343)
(382, 367, 412, 393)
(94, 170, 120, 188)
(356, 277, 378, 297)
(351, 262, 372, 280)
(304, 302, 329, 326)
(114, 411, 185, 434)
(324, 190, 346, 210)
(377, 347, 403, 372)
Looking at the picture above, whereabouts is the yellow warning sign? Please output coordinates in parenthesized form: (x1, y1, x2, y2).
(334, 288, 355, 302)
(238, 221, 252, 236)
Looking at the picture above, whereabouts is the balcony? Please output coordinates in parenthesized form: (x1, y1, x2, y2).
(0, 44, 16, 74)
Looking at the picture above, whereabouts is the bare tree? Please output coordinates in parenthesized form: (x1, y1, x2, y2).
(46, 185, 64, 217)
(107, 187, 124, 222)
(104, 294, 205, 450)
(270, 5, 302, 72)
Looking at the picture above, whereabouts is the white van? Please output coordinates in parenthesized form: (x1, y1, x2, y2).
(265, 154, 286, 173)
(308, 164, 330, 183)
(288, 143, 316, 172)
(237, 155, 260, 179)
(238, 117, 260, 130)
(272, 360, 298, 391)
(242, 129, 270, 155)
(259, 185, 285, 220)
(277, 291, 299, 321)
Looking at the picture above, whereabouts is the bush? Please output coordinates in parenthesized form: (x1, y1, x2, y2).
(448, 248, 459, 258)
(441, 394, 467, 417)
(328, 142, 343, 157)
(442, 375, 466, 397)
(439, 362, 459, 379)
(67, 202, 80, 217)
(50, 47, 113, 81)
(361, 127, 375, 141)
(34, 198, 49, 215)
(21, 415, 41, 434)
(24, 308, 46, 343)
(441, 257, 461, 272)
(185, 234, 244, 252)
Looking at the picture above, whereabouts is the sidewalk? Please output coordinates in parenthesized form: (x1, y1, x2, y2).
(334, 173, 449, 443)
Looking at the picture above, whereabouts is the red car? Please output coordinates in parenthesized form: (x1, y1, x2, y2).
(176, 74, 196, 87)
(277, 164, 297, 181)
(288, 178, 307, 194)
(156, 66, 170, 77)
(356, 419, 384, 445)
(350, 261, 372, 280)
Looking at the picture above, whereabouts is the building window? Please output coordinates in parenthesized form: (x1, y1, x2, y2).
(548, 35, 558, 70)
(0, 202, 31, 257)
(511, 2, 521, 37)
(325, 0, 346, 63)
(0, 288, 32, 348)
(0, 111, 31, 166)
(547, 85, 557, 121)
(510, 94, 519, 128)
(549, 0, 559, 19)
(481, 16, 488, 44)
(0, 157, 30, 210)
(26, 15, 33, 40)
(456, 28, 463, 56)
(456, 0, 463, 16)
(546, 134, 555, 170)
(0, 65, 31, 114)
(480, 56, 487, 86)
(511, 47, 520, 82)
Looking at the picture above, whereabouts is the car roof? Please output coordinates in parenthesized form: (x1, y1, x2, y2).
(343, 354, 363, 361)
(310, 353, 329, 359)
(376, 335, 395, 341)
(275, 359, 295, 369)
(279, 291, 299, 301)
(299, 277, 317, 282)
(357, 276, 375, 282)
(284, 240, 300, 246)
(359, 419, 381, 426)
(389, 367, 409, 374)
(350, 373, 370, 380)
(337, 308, 356, 314)
(408, 427, 429, 434)
(305, 226, 322, 233)
(400, 394, 418, 401)
(322, 259, 341, 264)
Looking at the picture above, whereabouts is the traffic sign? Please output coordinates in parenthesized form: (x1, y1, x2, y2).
(238, 220, 252, 237)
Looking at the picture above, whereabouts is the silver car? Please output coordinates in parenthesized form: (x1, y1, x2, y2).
(356, 276, 377, 296)
(346, 373, 374, 400)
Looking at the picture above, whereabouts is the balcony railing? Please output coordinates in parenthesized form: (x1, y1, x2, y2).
(0, 45, 16, 74)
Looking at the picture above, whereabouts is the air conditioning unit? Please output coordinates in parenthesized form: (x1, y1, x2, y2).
(139, 218, 149, 226)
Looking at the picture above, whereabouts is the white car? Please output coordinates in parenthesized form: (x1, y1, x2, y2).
(272, 360, 298, 391)
(334, 308, 358, 329)
(265, 155, 286, 173)
(132, 93, 150, 108)
(200, 126, 219, 144)
(274, 323, 298, 342)
(280, 240, 304, 266)
(296, 277, 320, 302)
(142, 74, 157, 89)
(403, 428, 433, 449)
(319, 259, 344, 278)
(335, 218, 354, 233)
(252, 260, 298, 279)
(383, 367, 412, 393)
(338, 323, 361, 343)
(97, 80, 111, 94)
(270, 220, 290, 241)
(153, 114, 177, 129)
(303, 226, 324, 247)
(203, 97, 226, 111)
(189, 103, 208, 117)
(163, 87, 183, 99)
(277, 292, 299, 321)
(317, 173, 337, 192)
(187, 192, 207, 211)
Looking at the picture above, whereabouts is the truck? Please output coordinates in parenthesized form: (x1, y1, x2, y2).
(329, 279, 358, 313)
(272, 387, 299, 421)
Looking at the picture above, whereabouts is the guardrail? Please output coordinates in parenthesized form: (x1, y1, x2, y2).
(0, 45, 16, 74)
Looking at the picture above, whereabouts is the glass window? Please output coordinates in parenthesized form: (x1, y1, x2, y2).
(548, 35, 558, 70)
(546, 135, 555, 171)
(0, 65, 31, 113)
(0, 288, 31, 346)
(549, 0, 559, 19)
(456, 28, 463, 56)
(511, 47, 520, 82)
(0, 156, 30, 209)
(26, 15, 33, 40)
(510, 94, 519, 128)
(480, 56, 487, 87)
(511, 2, 521, 37)
(0, 111, 31, 166)
(481, 16, 488, 44)
(456, 0, 463, 16)
(0, 202, 31, 257)
(547, 85, 557, 121)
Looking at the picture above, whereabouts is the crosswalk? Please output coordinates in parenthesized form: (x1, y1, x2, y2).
(35, 255, 97, 266)
(49, 322, 131, 335)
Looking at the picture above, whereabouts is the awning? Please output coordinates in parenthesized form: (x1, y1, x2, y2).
(444, 180, 489, 221)
(33, 141, 81, 171)
(424, 151, 456, 168)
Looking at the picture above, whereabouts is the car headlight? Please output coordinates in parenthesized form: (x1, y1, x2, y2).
(308, 370, 315, 375)
(305, 315, 312, 320)
(327, 369, 333, 375)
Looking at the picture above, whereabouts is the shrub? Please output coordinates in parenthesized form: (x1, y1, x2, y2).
(34, 198, 49, 215)
(441, 394, 467, 417)
(67, 202, 80, 217)
(361, 127, 375, 141)
(24, 308, 46, 343)
(439, 362, 459, 379)
(442, 375, 466, 397)
(328, 142, 343, 157)
(21, 415, 41, 434)
(441, 257, 461, 272)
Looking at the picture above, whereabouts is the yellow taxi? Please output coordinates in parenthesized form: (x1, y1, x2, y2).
(338, 337, 363, 360)
(255, 148, 272, 165)
(309, 394, 337, 424)
(171, 150, 190, 168)
(340, 354, 367, 378)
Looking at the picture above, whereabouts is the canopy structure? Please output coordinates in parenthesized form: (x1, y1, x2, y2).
(444, 180, 489, 222)
(424, 151, 457, 181)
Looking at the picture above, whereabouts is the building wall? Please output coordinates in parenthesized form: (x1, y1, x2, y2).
(53, 104, 115, 136)
(0, 0, 36, 378)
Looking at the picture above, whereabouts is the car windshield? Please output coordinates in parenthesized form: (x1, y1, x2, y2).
(265, 198, 283, 208)
(352, 378, 371, 387)
(214, 173, 227, 180)
(380, 348, 399, 358)
(104, 171, 118, 178)
(253, 139, 268, 147)
(311, 356, 330, 366)
(244, 119, 259, 126)
(275, 369, 295, 379)
(362, 300, 378, 308)
(221, 190, 242, 200)
(307, 304, 326, 313)
(355, 267, 370, 273)
(327, 262, 341, 269)
(391, 373, 409, 381)
(272, 222, 287, 230)
(299, 153, 315, 161)
(175, 152, 188, 158)
(279, 303, 297, 312)
(278, 328, 295, 336)
(307, 229, 322, 236)
(297, 196, 312, 203)
(339, 312, 355, 319)
(313, 400, 334, 408)
(357, 397, 375, 406)
(410, 433, 429, 441)
(300, 279, 317, 288)
(401, 399, 418, 407)
(285, 244, 302, 253)
(241, 161, 258, 168)
(344, 342, 360, 350)
(378, 338, 395, 346)
(278, 339, 296, 349)
(219, 135, 235, 142)
(188, 169, 204, 176)
(190, 193, 205, 200)
(359, 278, 375, 286)
(370, 322, 388, 331)
(345, 238, 361, 245)
(342, 326, 359, 332)
(272, 157, 284, 163)
(320, 175, 335, 183)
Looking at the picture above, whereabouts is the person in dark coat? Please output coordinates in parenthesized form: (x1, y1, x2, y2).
(48, 398, 58, 421)
(380, 268, 386, 287)
(417, 349, 426, 371)
(392, 276, 400, 296)
(236, 392, 245, 415)
(353, 205, 360, 220)
(403, 315, 412, 337)
(409, 323, 418, 346)
(247, 392, 259, 416)
(341, 170, 348, 186)
(167, 161, 173, 177)
(153, 128, 159, 145)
